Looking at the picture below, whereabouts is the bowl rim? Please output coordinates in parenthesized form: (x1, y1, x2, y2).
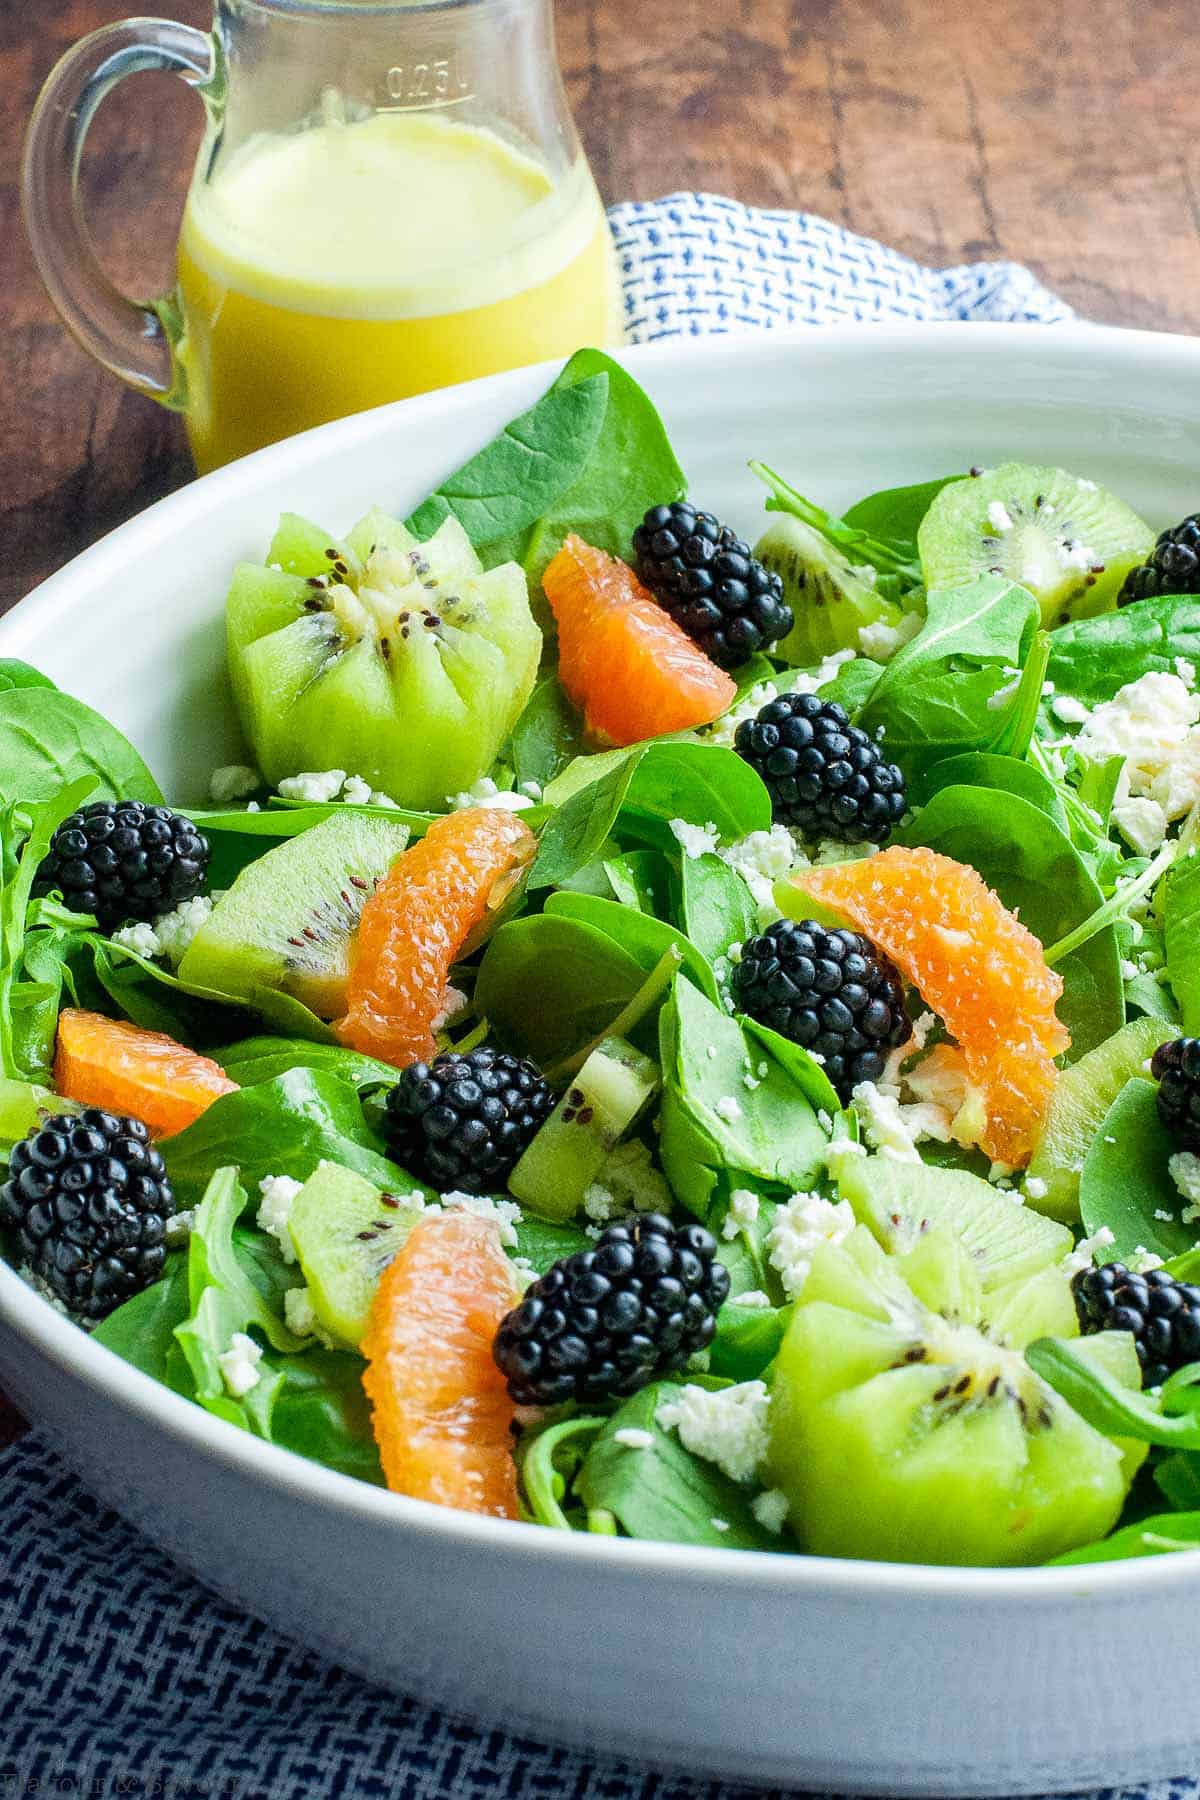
(4, 316, 1200, 1600)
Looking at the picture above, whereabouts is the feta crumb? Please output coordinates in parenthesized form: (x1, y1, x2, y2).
(1024, 1176, 1048, 1201)
(722, 1187, 760, 1241)
(450, 775, 533, 812)
(430, 984, 468, 1032)
(342, 774, 372, 806)
(1077, 477, 1098, 492)
(731, 1289, 772, 1309)
(441, 1190, 521, 1247)
(1120, 958, 1139, 981)
(1154, 1208, 1176, 1224)
(700, 680, 781, 750)
(851, 1080, 953, 1163)
(670, 817, 721, 859)
(257, 1174, 303, 1263)
(766, 1191, 855, 1298)
(1112, 796, 1169, 858)
(1132, 1246, 1165, 1273)
(1050, 694, 1092, 727)
(111, 919, 162, 960)
(710, 1517, 731, 1533)
(518, 780, 543, 800)
(613, 1427, 655, 1450)
(154, 894, 217, 968)
(583, 1140, 671, 1222)
(1077, 673, 1200, 797)
(717, 824, 809, 925)
(277, 768, 347, 804)
(218, 1331, 263, 1398)
(787, 647, 857, 697)
(656, 1380, 770, 1484)
(857, 610, 922, 663)
(282, 1286, 336, 1347)
(986, 500, 1014, 534)
(1058, 539, 1096, 572)
(714, 1095, 743, 1124)
(1061, 1225, 1116, 1278)
(165, 1208, 195, 1246)
(751, 1487, 790, 1534)
(1178, 658, 1197, 688)
(1170, 1151, 1200, 1223)
(208, 763, 260, 804)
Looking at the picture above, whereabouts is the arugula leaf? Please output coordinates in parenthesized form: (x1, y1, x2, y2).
(901, 784, 1123, 1058)
(1079, 1078, 1198, 1265)
(1051, 1511, 1200, 1563)
(1026, 1335, 1200, 1449)
(0, 689, 161, 811)
(858, 577, 1039, 790)
(0, 780, 96, 1080)
(1046, 595, 1200, 707)
(750, 462, 926, 589)
(679, 854, 757, 967)
(518, 1413, 608, 1529)
(521, 349, 687, 579)
(842, 475, 964, 549)
(474, 912, 650, 1068)
(1163, 849, 1200, 1034)
(544, 890, 720, 1005)
(819, 655, 885, 717)
(508, 676, 585, 791)
(161, 1068, 407, 1209)
(0, 662, 56, 694)
(405, 375, 609, 545)
(84, 935, 336, 1046)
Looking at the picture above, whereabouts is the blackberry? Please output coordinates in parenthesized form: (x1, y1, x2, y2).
(0, 1109, 173, 1319)
(1072, 1262, 1200, 1389)
(731, 919, 910, 1101)
(382, 1047, 555, 1195)
(1151, 1037, 1200, 1150)
(1118, 515, 1200, 606)
(34, 800, 210, 931)
(632, 501, 793, 668)
(734, 692, 906, 843)
(493, 1212, 729, 1405)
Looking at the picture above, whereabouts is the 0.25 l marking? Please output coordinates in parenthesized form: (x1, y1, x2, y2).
(384, 58, 472, 108)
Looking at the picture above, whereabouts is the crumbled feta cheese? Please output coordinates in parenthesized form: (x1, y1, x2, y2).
(788, 647, 857, 697)
(519, 780, 543, 800)
(1076, 674, 1200, 798)
(1170, 1151, 1200, 1223)
(450, 775, 533, 812)
(1178, 658, 1197, 688)
(1112, 796, 1169, 857)
(218, 1332, 263, 1398)
(1154, 1209, 1176, 1224)
(342, 774, 373, 806)
(986, 673, 1023, 712)
(851, 1080, 953, 1163)
(986, 500, 1014, 534)
(257, 1173, 303, 1263)
(277, 768, 347, 804)
(812, 837, 877, 866)
(714, 1095, 743, 1123)
(656, 1380, 770, 1484)
(751, 1488, 790, 1534)
(766, 1191, 855, 1298)
(1059, 539, 1097, 572)
(1061, 1225, 1116, 1278)
(1024, 1176, 1049, 1201)
(1150, 731, 1200, 822)
(582, 1140, 671, 1222)
(721, 1187, 760, 1241)
(111, 920, 162, 960)
(710, 1517, 731, 1533)
(1120, 958, 1139, 981)
(700, 681, 780, 750)
(612, 1427, 655, 1449)
(441, 1190, 521, 1247)
(857, 610, 922, 663)
(718, 824, 810, 924)
(153, 894, 217, 967)
(1050, 694, 1091, 727)
(1077, 477, 1097, 492)
(670, 818, 721, 859)
(208, 763, 261, 804)
(731, 1289, 772, 1308)
(283, 1286, 337, 1346)
(165, 1208, 195, 1246)
(1132, 1246, 1165, 1273)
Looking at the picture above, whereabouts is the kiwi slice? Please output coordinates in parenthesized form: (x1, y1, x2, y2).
(508, 1037, 660, 1223)
(226, 507, 541, 810)
(918, 463, 1153, 628)
(767, 1223, 1138, 1565)
(755, 513, 905, 666)
(1024, 1015, 1175, 1224)
(177, 811, 411, 1019)
(287, 1161, 430, 1347)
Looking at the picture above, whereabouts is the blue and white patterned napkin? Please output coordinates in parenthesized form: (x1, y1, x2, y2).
(3, 195, 1172, 1800)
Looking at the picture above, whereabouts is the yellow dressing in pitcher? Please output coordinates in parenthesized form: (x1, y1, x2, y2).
(176, 111, 621, 471)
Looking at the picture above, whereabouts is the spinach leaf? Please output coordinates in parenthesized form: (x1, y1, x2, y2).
(602, 849, 672, 917)
(0, 780, 96, 1080)
(0, 662, 55, 694)
(1051, 1511, 1200, 1563)
(1079, 1078, 1198, 1265)
(521, 349, 687, 579)
(474, 913, 649, 1067)
(1046, 595, 1200, 707)
(0, 689, 161, 810)
(528, 752, 643, 890)
(513, 1214, 593, 1275)
(680, 854, 757, 967)
(709, 1301, 792, 1381)
(576, 1380, 787, 1551)
(509, 676, 585, 791)
(901, 784, 1123, 1058)
(518, 1413, 608, 1530)
(271, 1348, 384, 1485)
(619, 742, 772, 849)
(215, 1036, 396, 1091)
(1026, 1335, 1200, 1449)
(842, 475, 964, 549)
(84, 935, 335, 1046)
(405, 375, 609, 546)
(819, 655, 884, 717)
(659, 979, 827, 1207)
(544, 890, 719, 1005)
(1163, 850, 1200, 1034)
(924, 751, 1071, 835)
(92, 1255, 191, 1383)
(751, 462, 924, 591)
(161, 1068, 407, 1210)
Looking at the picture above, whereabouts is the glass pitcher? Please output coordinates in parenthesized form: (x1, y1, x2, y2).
(23, 0, 623, 473)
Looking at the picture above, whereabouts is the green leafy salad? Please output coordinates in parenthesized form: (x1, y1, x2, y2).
(5, 347, 1200, 1567)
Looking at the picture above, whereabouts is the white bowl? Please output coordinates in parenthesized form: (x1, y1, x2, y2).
(4, 323, 1200, 1797)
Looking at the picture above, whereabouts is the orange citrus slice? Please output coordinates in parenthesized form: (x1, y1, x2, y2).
(54, 1008, 238, 1137)
(336, 806, 535, 1068)
(796, 847, 1069, 1167)
(362, 1210, 520, 1517)
(543, 533, 736, 745)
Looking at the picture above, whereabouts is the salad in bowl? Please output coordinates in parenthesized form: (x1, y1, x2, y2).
(4, 345, 1200, 1571)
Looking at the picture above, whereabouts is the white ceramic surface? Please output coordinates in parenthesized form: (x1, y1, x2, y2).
(3, 324, 1200, 1797)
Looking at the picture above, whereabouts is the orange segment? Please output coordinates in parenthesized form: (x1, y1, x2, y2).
(797, 847, 1069, 1168)
(544, 533, 736, 746)
(54, 1008, 238, 1137)
(362, 1210, 520, 1517)
(336, 807, 535, 1068)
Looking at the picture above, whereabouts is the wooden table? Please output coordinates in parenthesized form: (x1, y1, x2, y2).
(1, 0, 1197, 1442)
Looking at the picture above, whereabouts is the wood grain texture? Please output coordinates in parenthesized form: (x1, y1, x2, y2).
(2, 0, 1199, 1441)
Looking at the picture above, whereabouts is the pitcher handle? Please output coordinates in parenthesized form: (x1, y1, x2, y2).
(22, 18, 215, 408)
